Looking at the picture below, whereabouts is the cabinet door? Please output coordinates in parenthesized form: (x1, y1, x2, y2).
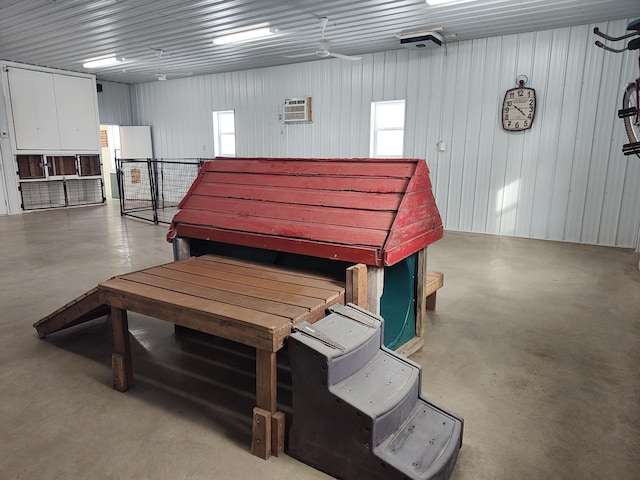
(7, 68, 60, 150)
(54, 75, 99, 150)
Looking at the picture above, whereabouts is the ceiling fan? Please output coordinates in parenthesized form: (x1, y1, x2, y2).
(284, 17, 361, 61)
(153, 48, 193, 81)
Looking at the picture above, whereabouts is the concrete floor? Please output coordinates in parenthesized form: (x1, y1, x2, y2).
(1, 202, 639, 480)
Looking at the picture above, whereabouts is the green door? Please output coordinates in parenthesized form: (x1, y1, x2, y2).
(380, 253, 417, 350)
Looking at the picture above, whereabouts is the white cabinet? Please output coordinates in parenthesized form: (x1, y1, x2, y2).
(0, 62, 103, 214)
(54, 74, 99, 150)
(6, 66, 99, 152)
(7, 68, 60, 150)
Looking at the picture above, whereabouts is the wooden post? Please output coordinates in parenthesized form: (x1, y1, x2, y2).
(255, 349, 277, 413)
(426, 292, 438, 311)
(346, 263, 368, 308)
(415, 247, 428, 338)
(173, 237, 191, 335)
(271, 411, 285, 457)
(366, 266, 384, 315)
(426, 271, 444, 311)
(253, 349, 280, 458)
(111, 307, 133, 391)
(251, 407, 272, 459)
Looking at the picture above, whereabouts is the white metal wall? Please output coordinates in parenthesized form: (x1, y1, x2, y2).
(97, 81, 132, 126)
(0, 147, 6, 215)
(128, 18, 640, 249)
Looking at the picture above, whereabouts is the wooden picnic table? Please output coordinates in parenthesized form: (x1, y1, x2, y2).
(97, 254, 348, 459)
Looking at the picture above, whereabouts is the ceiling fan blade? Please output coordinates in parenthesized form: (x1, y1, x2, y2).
(329, 52, 362, 61)
(283, 52, 318, 58)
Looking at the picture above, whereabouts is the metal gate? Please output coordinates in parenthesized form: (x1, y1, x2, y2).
(116, 158, 205, 224)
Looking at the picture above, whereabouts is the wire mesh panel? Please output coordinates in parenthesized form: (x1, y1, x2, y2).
(66, 178, 104, 206)
(117, 158, 205, 224)
(156, 159, 203, 223)
(117, 159, 155, 222)
(20, 181, 66, 210)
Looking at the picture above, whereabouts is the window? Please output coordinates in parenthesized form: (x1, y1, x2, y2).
(370, 100, 406, 158)
(213, 110, 236, 157)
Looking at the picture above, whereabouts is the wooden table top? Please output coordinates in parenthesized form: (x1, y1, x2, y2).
(98, 254, 345, 351)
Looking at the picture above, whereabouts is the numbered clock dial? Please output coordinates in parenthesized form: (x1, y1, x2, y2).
(502, 87, 536, 131)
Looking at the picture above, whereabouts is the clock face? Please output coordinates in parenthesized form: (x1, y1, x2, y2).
(502, 87, 536, 131)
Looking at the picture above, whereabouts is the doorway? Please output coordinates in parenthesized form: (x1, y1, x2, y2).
(100, 124, 121, 200)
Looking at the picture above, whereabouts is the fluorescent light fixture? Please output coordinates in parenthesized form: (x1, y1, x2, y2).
(83, 56, 122, 68)
(212, 27, 276, 45)
(426, 0, 460, 5)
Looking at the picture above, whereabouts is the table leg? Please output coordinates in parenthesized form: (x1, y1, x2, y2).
(252, 349, 285, 458)
(111, 307, 133, 392)
(256, 349, 277, 412)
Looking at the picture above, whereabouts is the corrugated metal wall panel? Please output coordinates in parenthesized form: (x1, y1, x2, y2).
(510, 31, 536, 238)
(607, 40, 640, 251)
(529, 28, 562, 240)
(472, 37, 497, 234)
(97, 81, 132, 125)
(495, 35, 520, 237)
(565, 26, 602, 244)
(547, 25, 587, 242)
(129, 17, 640, 249)
(582, 22, 627, 246)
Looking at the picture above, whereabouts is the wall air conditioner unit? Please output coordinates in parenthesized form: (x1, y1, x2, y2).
(282, 96, 312, 123)
(397, 30, 444, 49)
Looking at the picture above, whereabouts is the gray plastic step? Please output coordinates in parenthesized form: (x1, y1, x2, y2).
(331, 349, 420, 444)
(375, 399, 463, 480)
(288, 303, 463, 480)
(292, 303, 382, 385)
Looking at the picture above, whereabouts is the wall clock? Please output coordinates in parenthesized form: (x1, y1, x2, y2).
(502, 75, 536, 132)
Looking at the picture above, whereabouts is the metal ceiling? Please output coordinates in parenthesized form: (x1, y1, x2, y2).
(0, 0, 638, 84)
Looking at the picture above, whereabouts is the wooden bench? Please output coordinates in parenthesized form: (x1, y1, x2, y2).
(426, 271, 444, 311)
(97, 254, 359, 459)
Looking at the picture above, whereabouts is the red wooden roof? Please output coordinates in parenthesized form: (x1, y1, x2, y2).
(167, 157, 443, 267)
